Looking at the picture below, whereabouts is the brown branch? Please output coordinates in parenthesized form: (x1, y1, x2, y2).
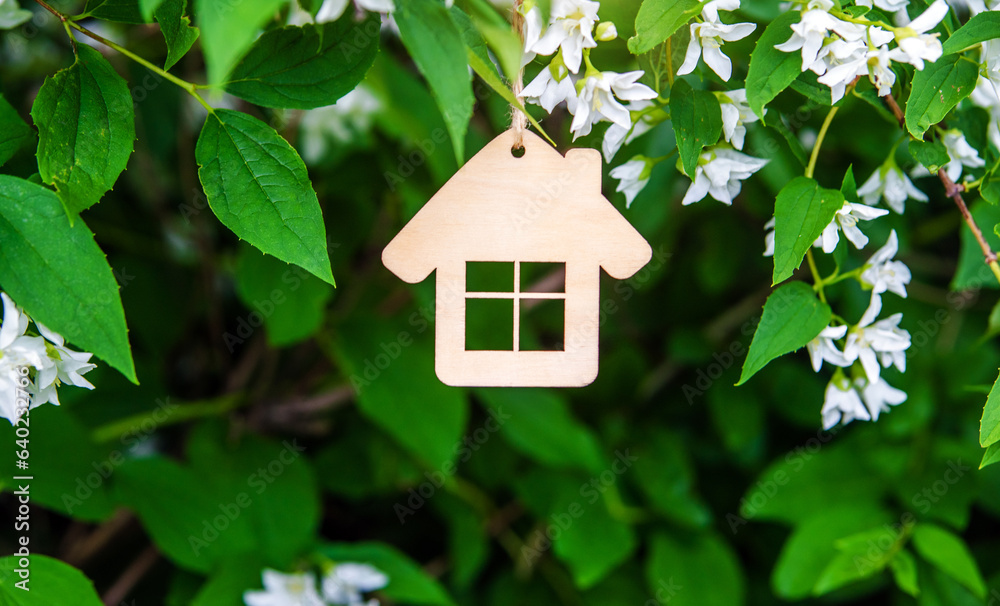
(101, 545, 159, 606)
(883, 93, 1000, 285)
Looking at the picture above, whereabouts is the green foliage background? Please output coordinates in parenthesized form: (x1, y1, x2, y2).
(1, 0, 1000, 604)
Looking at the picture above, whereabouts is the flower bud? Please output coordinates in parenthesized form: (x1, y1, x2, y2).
(595, 21, 618, 42)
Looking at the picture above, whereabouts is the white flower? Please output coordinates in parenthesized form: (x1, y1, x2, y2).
(970, 75, 1000, 151)
(977, 40, 1000, 109)
(315, 0, 394, 22)
(299, 87, 381, 164)
(323, 563, 388, 605)
(31, 322, 97, 407)
(856, 0, 912, 12)
(915, 130, 986, 182)
(716, 89, 762, 150)
(763, 216, 775, 257)
(821, 377, 871, 430)
(858, 376, 907, 421)
(602, 100, 656, 162)
(677, 17, 756, 81)
(861, 230, 911, 299)
(946, 0, 1000, 15)
(807, 324, 852, 371)
(843, 312, 911, 382)
(244, 570, 325, 606)
(521, 6, 544, 66)
(567, 71, 657, 139)
(775, 8, 863, 72)
(812, 38, 869, 102)
(814, 201, 889, 253)
(703, 0, 741, 21)
(529, 0, 600, 73)
(681, 147, 769, 206)
(522, 64, 577, 113)
(0, 294, 49, 378)
(857, 163, 928, 213)
(0, 292, 98, 423)
(609, 157, 651, 207)
(893, 0, 948, 70)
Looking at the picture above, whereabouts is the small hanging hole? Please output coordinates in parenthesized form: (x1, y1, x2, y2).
(511, 145, 526, 158)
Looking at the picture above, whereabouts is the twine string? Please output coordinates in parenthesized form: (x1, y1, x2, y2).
(511, 0, 527, 150)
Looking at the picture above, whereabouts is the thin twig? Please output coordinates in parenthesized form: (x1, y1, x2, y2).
(101, 545, 159, 606)
(883, 93, 1000, 285)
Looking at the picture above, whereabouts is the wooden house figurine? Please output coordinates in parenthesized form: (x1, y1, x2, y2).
(382, 130, 652, 387)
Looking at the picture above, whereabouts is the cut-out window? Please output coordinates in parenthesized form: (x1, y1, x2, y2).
(465, 261, 567, 351)
(521, 262, 565, 293)
(467, 262, 514, 293)
(520, 298, 565, 351)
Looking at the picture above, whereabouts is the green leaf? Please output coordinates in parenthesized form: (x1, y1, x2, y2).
(195, 0, 286, 84)
(905, 54, 979, 139)
(79, 0, 145, 22)
(117, 424, 320, 573)
(0, 94, 35, 168)
(139, 0, 165, 21)
(746, 11, 802, 120)
(637, 26, 690, 94)
(395, 0, 473, 165)
(190, 558, 263, 606)
(772, 506, 891, 599)
(318, 542, 456, 605)
(0, 555, 103, 605)
(981, 441, 1000, 469)
(738, 282, 831, 384)
(475, 388, 604, 473)
(771, 176, 845, 285)
(981, 369, 1000, 447)
(738, 441, 887, 524)
(463, 46, 554, 146)
(910, 140, 951, 173)
(154, 0, 199, 71)
(0, 0, 32, 29)
(911, 523, 986, 598)
(627, 0, 706, 55)
(766, 113, 808, 167)
(31, 45, 136, 215)
(891, 549, 921, 597)
(982, 176, 1000, 205)
(813, 525, 904, 594)
(954, 202, 1000, 290)
(645, 532, 745, 606)
(233, 246, 334, 348)
(332, 315, 469, 468)
(942, 12, 1000, 54)
(552, 497, 637, 589)
(633, 429, 712, 528)
(0, 176, 135, 381)
(225, 13, 380, 109)
(670, 79, 723, 177)
(195, 108, 334, 285)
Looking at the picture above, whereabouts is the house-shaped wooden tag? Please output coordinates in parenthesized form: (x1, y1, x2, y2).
(382, 129, 652, 387)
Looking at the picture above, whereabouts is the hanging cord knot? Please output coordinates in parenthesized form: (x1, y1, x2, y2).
(511, 0, 527, 152)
